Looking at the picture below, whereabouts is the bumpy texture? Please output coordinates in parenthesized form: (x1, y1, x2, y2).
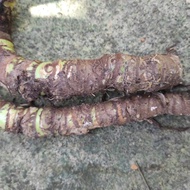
(0, 51, 182, 101)
(0, 0, 190, 189)
(0, 0, 183, 102)
(0, 92, 189, 137)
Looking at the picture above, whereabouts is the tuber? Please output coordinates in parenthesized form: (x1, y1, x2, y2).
(0, 92, 189, 137)
(0, 0, 183, 102)
(0, 1, 188, 138)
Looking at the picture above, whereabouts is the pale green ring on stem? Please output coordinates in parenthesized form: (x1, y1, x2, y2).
(0, 103, 11, 130)
(35, 62, 51, 79)
(0, 39, 15, 53)
(35, 108, 44, 136)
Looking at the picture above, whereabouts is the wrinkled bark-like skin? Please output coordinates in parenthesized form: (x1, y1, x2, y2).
(2, 52, 183, 102)
(0, 0, 183, 102)
(0, 92, 190, 137)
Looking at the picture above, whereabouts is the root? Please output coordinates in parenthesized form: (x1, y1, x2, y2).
(0, 0, 183, 102)
(0, 92, 189, 137)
